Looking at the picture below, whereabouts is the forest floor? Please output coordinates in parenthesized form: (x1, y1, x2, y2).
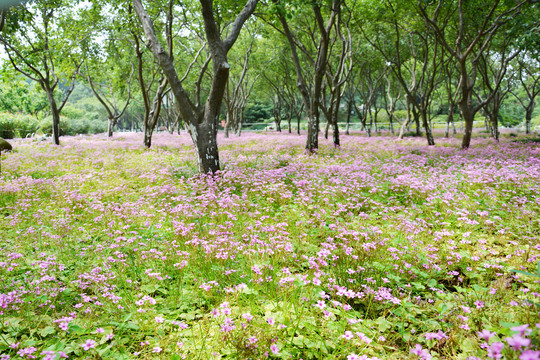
(0, 132, 539, 360)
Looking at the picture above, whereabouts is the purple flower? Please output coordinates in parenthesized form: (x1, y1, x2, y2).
(81, 340, 96, 351)
(411, 344, 432, 359)
(520, 350, 540, 360)
(478, 329, 496, 342)
(512, 324, 532, 336)
(487, 342, 504, 359)
(506, 334, 531, 350)
(270, 344, 279, 354)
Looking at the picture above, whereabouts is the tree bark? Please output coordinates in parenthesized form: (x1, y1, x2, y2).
(45, 89, 61, 145)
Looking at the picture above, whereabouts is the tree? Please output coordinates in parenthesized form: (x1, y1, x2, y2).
(320, 3, 353, 147)
(224, 40, 260, 137)
(418, 0, 528, 149)
(84, 63, 134, 138)
(0, 0, 83, 145)
(360, 0, 443, 145)
(511, 55, 540, 134)
(475, 41, 520, 140)
(133, 0, 258, 173)
(270, 0, 341, 152)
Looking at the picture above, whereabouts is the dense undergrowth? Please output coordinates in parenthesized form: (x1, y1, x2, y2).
(0, 132, 539, 360)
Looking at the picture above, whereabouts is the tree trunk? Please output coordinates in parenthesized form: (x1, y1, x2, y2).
(287, 115, 292, 133)
(144, 125, 154, 148)
(525, 104, 534, 134)
(107, 117, 115, 138)
(485, 116, 493, 138)
(445, 104, 454, 137)
(490, 113, 499, 141)
(324, 120, 330, 139)
(420, 111, 435, 145)
(398, 116, 411, 140)
(345, 100, 351, 135)
(189, 120, 220, 174)
(414, 110, 421, 136)
(45, 87, 60, 145)
(460, 105, 475, 149)
(306, 112, 318, 151)
(332, 120, 340, 147)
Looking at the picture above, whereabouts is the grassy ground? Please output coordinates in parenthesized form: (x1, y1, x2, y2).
(0, 131, 539, 360)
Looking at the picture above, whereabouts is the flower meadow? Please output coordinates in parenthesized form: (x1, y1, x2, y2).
(0, 132, 539, 360)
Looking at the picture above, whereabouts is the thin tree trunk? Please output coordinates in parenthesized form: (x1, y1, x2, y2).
(345, 100, 351, 135)
(45, 88, 60, 145)
(445, 104, 454, 137)
(332, 120, 340, 147)
(421, 111, 435, 145)
(398, 117, 411, 140)
(525, 105, 533, 134)
(324, 120, 330, 139)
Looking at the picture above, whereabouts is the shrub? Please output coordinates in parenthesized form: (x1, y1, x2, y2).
(16, 115, 39, 137)
(0, 113, 18, 139)
(88, 119, 107, 134)
(67, 118, 91, 135)
(393, 110, 408, 121)
(39, 116, 71, 136)
(0, 113, 39, 138)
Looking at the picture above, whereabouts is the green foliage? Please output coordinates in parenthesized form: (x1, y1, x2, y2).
(0, 71, 48, 116)
(244, 102, 273, 123)
(0, 113, 39, 138)
(39, 116, 107, 136)
(39, 116, 71, 137)
(0, 114, 17, 139)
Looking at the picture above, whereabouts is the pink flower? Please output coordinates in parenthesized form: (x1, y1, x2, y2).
(313, 300, 326, 309)
(478, 330, 496, 341)
(520, 350, 540, 360)
(267, 317, 275, 326)
(474, 300, 485, 309)
(155, 316, 164, 323)
(341, 331, 354, 340)
(269, 344, 279, 354)
(506, 334, 531, 350)
(425, 331, 447, 340)
(410, 344, 432, 360)
(487, 342, 504, 359)
(356, 332, 372, 343)
(152, 347, 162, 353)
(81, 339, 96, 351)
(16, 347, 37, 358)
(511, 325, 532, 336)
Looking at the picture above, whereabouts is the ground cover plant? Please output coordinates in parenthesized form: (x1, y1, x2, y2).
(0, 132, 539, 360)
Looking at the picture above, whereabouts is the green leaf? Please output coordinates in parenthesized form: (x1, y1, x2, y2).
(38, 326, 56, 337)
(376, 317, 393, 332)
(68, 323, 85, 334)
